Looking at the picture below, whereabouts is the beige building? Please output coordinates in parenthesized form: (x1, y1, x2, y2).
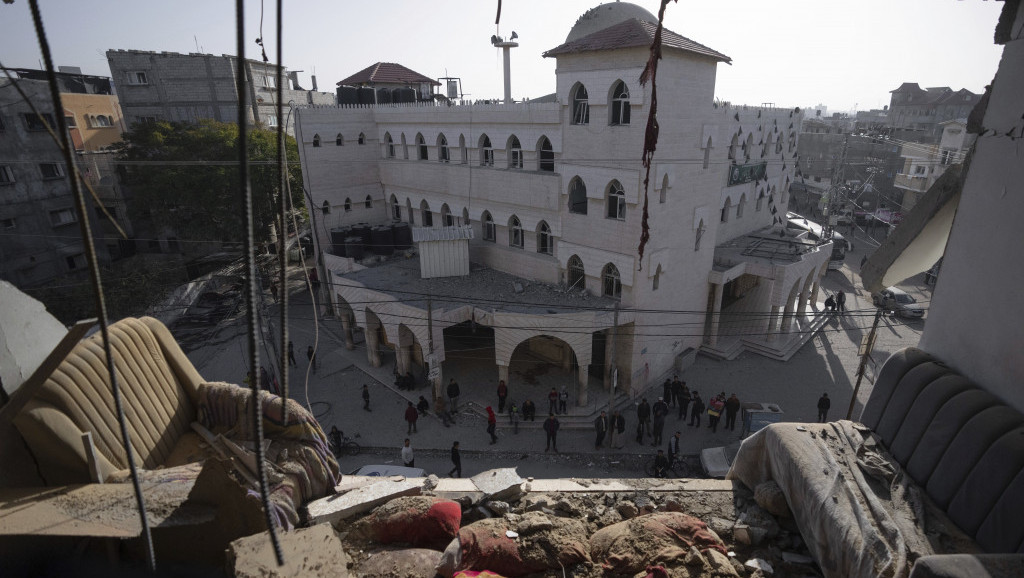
(893, 119, 975, 211)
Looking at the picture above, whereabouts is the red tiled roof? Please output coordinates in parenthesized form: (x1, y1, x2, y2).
(543, 18, 730, 63)
(337, 62, 439, 87)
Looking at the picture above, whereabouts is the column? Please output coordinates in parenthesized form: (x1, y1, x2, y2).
(796, 288, 809, 322)
(395, 344, 410, 375)
(340, 315, 355, 350)
(366, 326, 382, 367)
(497, 363, 509, 386)
(577, 364, 589, 407)
(708, 282, 725, 347)
(561, 345, 572, 372)
(603, 331, 614, 391)
(766, 305, 782, 342)
(810, 279, 821, 309)
(781, 296, 796, 334)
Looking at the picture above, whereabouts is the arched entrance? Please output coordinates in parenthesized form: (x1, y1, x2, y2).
(507, 335, 580, 414)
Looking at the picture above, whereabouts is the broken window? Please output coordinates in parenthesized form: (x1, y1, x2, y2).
(538, 137, 554, 172)
(313, 134, 321, 147)
(568, 177, 588, 215)
(421, 200, 433, 226)
(610, 81, 630, 126)
(567, 255, 585, 290)
(385, 133, 395, 158)
(480, 135, 494, 166)
(695, 220, 706, 251)
(438, 134, 450, 163)
(417, 133, 428, 160)
(537, 221, 552, 255)
(508, 135, 522, 169)
(509, 215, 523, 248)
(483, 211, 495, 242)
(572, 84, 589, 125)
(336, 133, 344, 146)
(606, 180, 625, 220)
(602, 263, 621, 299)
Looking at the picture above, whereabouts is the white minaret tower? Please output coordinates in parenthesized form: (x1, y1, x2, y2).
(490, 32, 519, 104)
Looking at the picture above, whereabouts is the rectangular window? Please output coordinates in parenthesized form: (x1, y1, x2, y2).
(50, 208, 77, 226)
(65, 115, 77, 128)
(0, 165, 14, 185)
(262, 75, 276, 88)
(1, 217, 15, 229)
(40, 163, 65, 179)
(66, 253, 87, 270)
(23, 112, 56, 131)
(127, 71, 148, 85)
(266, 115, 278, 127)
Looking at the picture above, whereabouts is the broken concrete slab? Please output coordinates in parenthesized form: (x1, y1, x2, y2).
(307, 479, 421, 526)
(470, 468, 524, 501)
(228, 523, 350, 578)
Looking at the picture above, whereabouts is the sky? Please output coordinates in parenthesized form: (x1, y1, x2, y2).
(0, 0, 1005, 113)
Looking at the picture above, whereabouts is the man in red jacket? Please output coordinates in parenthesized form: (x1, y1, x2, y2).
(404, 401, 418, 434)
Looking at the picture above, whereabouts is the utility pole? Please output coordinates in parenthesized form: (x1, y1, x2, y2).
(427, 294, 438, 401)
(847, 308, 882, 419)
(824, 134, 849, 242)
(607, 301, 619, 416)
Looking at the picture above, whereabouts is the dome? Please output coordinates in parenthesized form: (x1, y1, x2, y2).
(565, 2, 659, 43)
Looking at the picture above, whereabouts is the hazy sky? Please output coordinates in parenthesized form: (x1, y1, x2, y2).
(0, 0, 1004, 112)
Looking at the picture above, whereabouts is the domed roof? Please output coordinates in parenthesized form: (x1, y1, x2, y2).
(565, 2, 659, 43)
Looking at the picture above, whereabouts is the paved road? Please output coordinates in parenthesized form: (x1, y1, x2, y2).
(184, 224, 928, 477)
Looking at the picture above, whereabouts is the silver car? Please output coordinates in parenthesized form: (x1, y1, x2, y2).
(872, 286, 925, 318)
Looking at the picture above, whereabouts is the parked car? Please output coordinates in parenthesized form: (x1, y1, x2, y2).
(872, 286, 926, 318)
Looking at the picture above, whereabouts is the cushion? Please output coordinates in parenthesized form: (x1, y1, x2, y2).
(874, 361, 952, 447)
(861, 347, 936, 430)
(905, 389, 1000, 485)
(889, 375, 973, 467)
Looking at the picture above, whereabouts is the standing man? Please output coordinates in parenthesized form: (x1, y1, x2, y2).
(401, 438, 415, 468)
(594, 411, 608, 449)
(662, 378, 674, 408)
(724, 393, 741, 431)
(497, 380, 508, 413)
(677, 381, 691, 420)
(447, 378, 461, 414)
(404, 401, 418, 434)
(817, 393, 831, 423)
(652, 397, 668, 446)
(509, 401, 520, 434)
(522, 399, 536, 421)
(543, 413, 560, 452)
(559, 387, 569, 415)
(708, 393, 725, 433)
(486, 406, 498, 445)
(637, 398, 652, 439)
(836, 290, 846, 315)
(653, 449, 670, 478)
(362, 384, 371, 412)
(667, 431, 681, 468)
(448, 441, 462, 478)
(548, 387, 559, 415)
(671, 376, 684, 409)
(306, 345, 317, 374)
(287, 340, 297, 367)
(689, 391, 705, 427)
(612, 410, 626, 448)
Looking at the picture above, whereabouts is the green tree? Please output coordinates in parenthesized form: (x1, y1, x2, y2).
(112, 120, 304, 247)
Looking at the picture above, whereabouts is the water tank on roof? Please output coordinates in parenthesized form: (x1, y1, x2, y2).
(371, 226, 395, 256)
(351, 223, 372, 248)
(376, 88, 392, 104)
(357, 87, 376, 105)
(330, 227, 349, 257)
(392, 222, 413, 249)
(344, 236, 364, 260)
(337, 85, 358, 105)
(393, 87, 416, 104)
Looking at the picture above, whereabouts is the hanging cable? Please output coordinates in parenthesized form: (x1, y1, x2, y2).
(235, 0, 284, 566)
(25, 0, 156, 571)
(274, 0, 291, 424)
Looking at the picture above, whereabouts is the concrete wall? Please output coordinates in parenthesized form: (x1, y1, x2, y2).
(918, 5, 1024, 412)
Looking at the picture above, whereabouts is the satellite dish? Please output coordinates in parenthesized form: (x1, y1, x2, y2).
(510, 31, 518, 40)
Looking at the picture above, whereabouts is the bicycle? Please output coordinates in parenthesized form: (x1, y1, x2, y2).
(328, 429, 361, 457)
(643, 456, 680, 479)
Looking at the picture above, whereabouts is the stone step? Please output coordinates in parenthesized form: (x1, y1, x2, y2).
(698, 337, 744, 361)
(741, 311, 831, 361)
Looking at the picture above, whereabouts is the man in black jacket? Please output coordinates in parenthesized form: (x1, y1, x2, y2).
(652, 397, 669, 446)
(817, 393, 831, 422)
(594, 411, 608, 449)
(637, 398, 651, 438)
(448, 441, 462, 477)
(543, 413, 560, 452)
(447, 378, 461, 413)
(689, 391, 705, 427)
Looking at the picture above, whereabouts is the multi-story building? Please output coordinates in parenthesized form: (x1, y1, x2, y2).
(106, 50, 335, 133)
(893, 119, 975, 211)
(295, 2, 830, 405)
(887, 83, 980, 144)
(0, 77, 130, 288)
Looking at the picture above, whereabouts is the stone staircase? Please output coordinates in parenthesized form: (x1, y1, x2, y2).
(700, 301, 832, 362)
(460, 388, 634, 430)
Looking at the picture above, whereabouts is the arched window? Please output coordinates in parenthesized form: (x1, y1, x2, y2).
(728, 134, 738, 161)
(459, 134, 467, 164)
(775, 135, 783, 154)
(789, 132, 796, 153)
(438, 134, 450, 162)
(602, 264, 621, 299)
(509, 215, 524, 248)
(385, 133, 395, 158)
(416, 133, 428, 160)
(538, 136, 554, 172)
(695, 220, 706, 251)
(106, 115, 114, 126)
(508, 135, 522, 169)
(703, 136, 712, 170)
(441, 204, 453, 226)
(744, 134, 753, 161)
(567, 255, 585, 290)
(537, 221, 552, 255)
(610, 81, 630, 125)
(462, 208, 470, 226)
(390, 194, 401, 220)
(482, 211, 495, 242)
(721, 198, 731, 223)
(737, 193, 746, 218)
(659, 174, 668, 204)
(420, 200, 433, 226)
(365, 195, 373, 209)
(763, 134, 772, 158)
(572, 84, 590, 125)
(313, 134, 321, 147)
(344, 197, 352, 212)
(653, 264, 661, 291)
(406, 198, 414, 225)
(401, 133, 408, 159)
(568, 177, 588, 214)
(336, 133, 344, 146)
(756, 189, 765, 212)
(358, 132, 365, 145)
(321, 200, 331, 214)
(479, 134, 494, 166)
(606, 180, 625, 220)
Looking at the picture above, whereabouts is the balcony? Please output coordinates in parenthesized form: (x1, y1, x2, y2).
(893, 172, 929, 192)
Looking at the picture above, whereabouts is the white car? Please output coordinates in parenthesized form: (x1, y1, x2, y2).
(872, 286, 926, 318)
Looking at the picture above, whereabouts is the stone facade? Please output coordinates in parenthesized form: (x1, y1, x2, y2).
(295, 3, 822, 403)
